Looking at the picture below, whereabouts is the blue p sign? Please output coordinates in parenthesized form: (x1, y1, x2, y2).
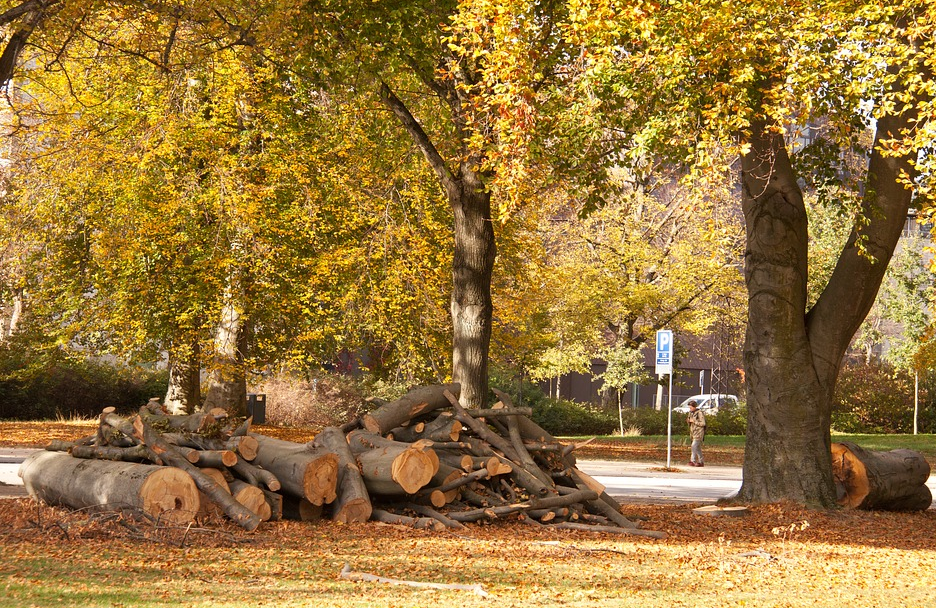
(655, 330, 673, 376)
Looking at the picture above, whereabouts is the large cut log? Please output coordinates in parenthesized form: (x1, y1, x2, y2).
(348, 430, 440, 495)
(831, 442, 932, 511)
(19, 450, 199, 524)
(310, 427, 372, 524)
(249, 434, 339, 506)
(362, 383, 460, 435)
(103, 412, 262, 531)
(228, 479, 273, 521)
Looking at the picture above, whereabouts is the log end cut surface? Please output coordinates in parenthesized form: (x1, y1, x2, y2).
(832, 442, 870, 508)
(303, 453, 340, 506)
(140, 467, 201, 524)
(391, 447, 439, 494)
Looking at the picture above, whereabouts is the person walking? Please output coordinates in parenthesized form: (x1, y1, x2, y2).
(686, 400, 706, 467)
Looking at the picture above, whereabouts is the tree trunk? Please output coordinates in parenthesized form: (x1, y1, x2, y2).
(449, 177, 496, 408)
(832, 442, 932, 511)
(202, 298, 248, 416)
(164, 339, 201, 415)
(377, 80, 495, 409)
(0, 286, 23, 342)
(738, 84, 918, 507)
(19, 450, 199, 524)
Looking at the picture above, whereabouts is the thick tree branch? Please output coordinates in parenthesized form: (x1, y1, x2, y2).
(806, 75, 924, 382)
(0, 1, 55, 87)
(378, 80, 457, 196)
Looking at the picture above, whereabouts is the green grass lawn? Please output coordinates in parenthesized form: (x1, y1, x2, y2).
(563, 434, 936, 465)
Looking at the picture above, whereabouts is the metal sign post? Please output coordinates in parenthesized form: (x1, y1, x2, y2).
(656, 330, 674, 468)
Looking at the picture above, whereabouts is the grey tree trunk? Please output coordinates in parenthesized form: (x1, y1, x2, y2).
(164, 339, 201, 415)
(201, 299, 248, 416)
(737, 103, 918, 506)
(0, 286, 23, 341)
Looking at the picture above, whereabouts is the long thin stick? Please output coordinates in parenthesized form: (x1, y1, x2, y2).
(339, 563, 490, 597)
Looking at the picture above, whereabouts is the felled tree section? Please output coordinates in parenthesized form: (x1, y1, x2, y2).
(832, 442, 932, 511)
(19, 450, 199, 524)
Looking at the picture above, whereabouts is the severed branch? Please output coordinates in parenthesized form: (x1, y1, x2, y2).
(339, 563, 490, 597)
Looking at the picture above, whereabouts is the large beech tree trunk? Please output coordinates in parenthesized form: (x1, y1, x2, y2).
(164, 338, 201, 415)
(737, 87, 920, 506)
(449, 178, 496, 408)
(20, 450, 200, 524)
(378, 80, 495, 409)
(202, 298, 248, 416)
(832, 442, 932, 511)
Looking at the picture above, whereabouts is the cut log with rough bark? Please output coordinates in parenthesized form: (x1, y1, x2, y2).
(832, 442, 932, 511)
(19, 450, 199, 524)
(347, 430, 440, 495)
(362, 383, 460, 435)
(310, 426, 372, 524)
(104, 412, 262, 531)
(228, 479, 273, 521)
(249, 434, 339, 506)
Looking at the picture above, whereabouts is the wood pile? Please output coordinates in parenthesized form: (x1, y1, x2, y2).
(18, 384, 665, 538)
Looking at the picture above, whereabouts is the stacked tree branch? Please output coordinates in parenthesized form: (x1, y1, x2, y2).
(21, 401, 339, 531)
(342, 384, 665, 538)
(19, 385, 665, 538)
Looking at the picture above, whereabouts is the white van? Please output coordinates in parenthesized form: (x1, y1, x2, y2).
(672, 394, 739, 415)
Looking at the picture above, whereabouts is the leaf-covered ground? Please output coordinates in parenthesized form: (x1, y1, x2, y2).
(3, 421, 935, 607)
(2, 497, 935, 608)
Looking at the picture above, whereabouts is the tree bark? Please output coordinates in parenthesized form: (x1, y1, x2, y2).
(832, 442, 932, 511)
(449, 175, 496, 408)
(737, 99, 918, 507)
(164, 338, 201, 415)
(249, 434, 339, 506)
(202, 297, 248, 416)
(19, 450, 199, 524)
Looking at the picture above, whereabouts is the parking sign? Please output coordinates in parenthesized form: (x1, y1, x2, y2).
(655, 330, 673, 376)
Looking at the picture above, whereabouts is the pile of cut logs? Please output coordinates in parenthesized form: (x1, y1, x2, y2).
(18, 384, 666, 538)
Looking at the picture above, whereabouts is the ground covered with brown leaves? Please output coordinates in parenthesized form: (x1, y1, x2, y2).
(3, 421, 935, 607)
(2, 496, 935, 608)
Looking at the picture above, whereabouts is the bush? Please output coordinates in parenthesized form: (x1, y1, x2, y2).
(0, 341, 168, 420)
(833, 361, 936, 434)
(617, 406, 670, 435)
(530, 398, 619, 436)
(251, 372, 370, 428)
(615, 404, 747, 436)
